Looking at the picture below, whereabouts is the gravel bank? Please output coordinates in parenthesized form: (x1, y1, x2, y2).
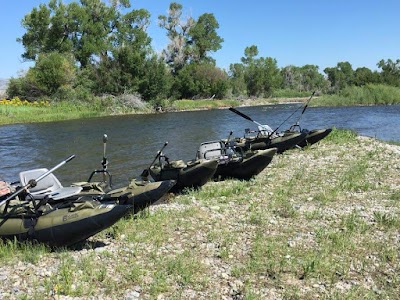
(1, 133, 399, 299)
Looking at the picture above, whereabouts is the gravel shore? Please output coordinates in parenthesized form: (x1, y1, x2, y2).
(1, 133, 399, 300)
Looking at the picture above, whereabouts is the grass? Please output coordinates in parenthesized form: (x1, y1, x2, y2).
(0, 129, 399, 299)
(0, 101, 106, 125)
(169, 98, 240, 111)
(2, 84, 400, 126)
(312, 84, 400, 106)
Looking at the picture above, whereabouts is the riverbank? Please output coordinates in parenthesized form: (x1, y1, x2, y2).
(1, 129, 399, 299)
(2, 84, 400, 126)
(0, 97, 308, 126)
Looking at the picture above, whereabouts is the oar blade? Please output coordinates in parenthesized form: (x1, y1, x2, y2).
(229, 107, 254, 122)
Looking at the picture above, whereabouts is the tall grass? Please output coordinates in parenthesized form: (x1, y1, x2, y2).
(0, 101, 104, 125)
(170, 99, 240, 111)
(0, 96, 153, 125)
(272, 89, 312, 98)
(313, 84, 400, 106)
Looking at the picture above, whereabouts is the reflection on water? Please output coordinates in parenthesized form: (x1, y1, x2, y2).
(0, 104, 399, 187)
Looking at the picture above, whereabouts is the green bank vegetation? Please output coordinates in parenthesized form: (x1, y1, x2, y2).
(2, 83, 400, 126)
(1, 128, 399, 299)
(313, 84, 400, 106)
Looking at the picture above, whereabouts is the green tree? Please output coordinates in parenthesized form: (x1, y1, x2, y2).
(17, 0, 173, 101)
(228, 63, 246, 96)
(299, 65, 327, 92)
(19, 0, 125, 68)
(324, 61, 354, 92)
(377, 59, 400, 86)
(353, 67, 380, 86)
(175, 63, 228, 99)
(241, 45, 281, 97)
(7, 52, 76, 100)
(158, 2, 194, 74)
(158, 3, 223, 73)
(139, 56, 172, 102)
(188, 13, 223, 64)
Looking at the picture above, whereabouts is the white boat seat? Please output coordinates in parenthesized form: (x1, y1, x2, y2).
(197, 141, 224, 160)
(258, 124, 273, 135)
(19, 168, 82, 200)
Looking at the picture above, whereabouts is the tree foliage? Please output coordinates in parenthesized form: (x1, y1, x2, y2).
(377, 59, 400, 86)
(158, 2, 223, 73)
(174, 63, 228, 99)
(9, 1, 400, 103)
(281, 65, 328, 92)
(239, 46, 282, 97)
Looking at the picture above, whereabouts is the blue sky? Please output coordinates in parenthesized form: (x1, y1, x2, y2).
(1, 0, 399, 79)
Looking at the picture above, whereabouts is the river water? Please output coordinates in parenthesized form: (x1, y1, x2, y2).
(1, 104, 399, 187)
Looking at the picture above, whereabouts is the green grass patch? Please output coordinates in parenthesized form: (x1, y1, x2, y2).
(272, 89, 312, 98)
(171, 98, 240, 111)
(313, 84, 400, 106)
(323, 127, 358, 144)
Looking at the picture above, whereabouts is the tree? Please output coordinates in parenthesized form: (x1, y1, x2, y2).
(324, 61, 354, 92)
(377, 59, 400, 86)
(158, 3, 223, 73)
(188, 13, 223, 64)
(17, 0, 172, 100)
(240, 45, 281, 97)
(19, 0, 125, 68)
(241, 45, 258, 65)
(228, 63, 246, 96)
(174, 63, 228, 99)
(158, 2, 194, 74)
(353, 67, 380, 86)
(7, 52, 76, 100)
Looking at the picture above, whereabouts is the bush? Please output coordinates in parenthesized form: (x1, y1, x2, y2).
(175, 63, 229, 99)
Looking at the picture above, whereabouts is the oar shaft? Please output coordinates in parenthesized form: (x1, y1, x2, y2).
(35, 155, 75, 183)
(0, 154, 75, 207)
(229, 107, 264, 127)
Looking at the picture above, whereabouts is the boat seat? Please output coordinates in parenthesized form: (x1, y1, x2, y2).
(258, 125, 273, 136)
(19, 168, 82, 201)
(197, 141, 224, 160)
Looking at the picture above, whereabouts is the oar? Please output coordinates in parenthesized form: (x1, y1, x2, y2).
(141, 141, 168, 179)
(229, 107, 265, 128)
(229, 107, 274, 136)
(0, 154, 76, 210)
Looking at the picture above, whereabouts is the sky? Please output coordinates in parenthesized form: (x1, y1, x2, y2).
(1, 0, 400, 79)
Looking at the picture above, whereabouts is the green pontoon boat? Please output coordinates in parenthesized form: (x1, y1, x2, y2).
(289, 126, 332, 148)
(197, 139, 277, 180)
(140, 142, 218, 192)
(228, 107, 307, 153)
(73, 179, 176, 214)
(235, 129, 307, 153)
(0, 196, 130, 247)
(0, 156, 130, 247)
(230, 92, 332, 150)
(16, 135, 176, 213)
(146, 155, 218, 192)
(18, 166, 175, 215)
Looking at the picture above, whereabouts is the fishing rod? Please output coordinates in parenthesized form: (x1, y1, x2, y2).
(141, 141, 169, 179)
(291, 91, 316, 129)
(0, 155, 76, 212)
(267, 91, 316, 136)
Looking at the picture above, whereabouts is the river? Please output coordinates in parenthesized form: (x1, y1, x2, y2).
(1, 104, 399, 187)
